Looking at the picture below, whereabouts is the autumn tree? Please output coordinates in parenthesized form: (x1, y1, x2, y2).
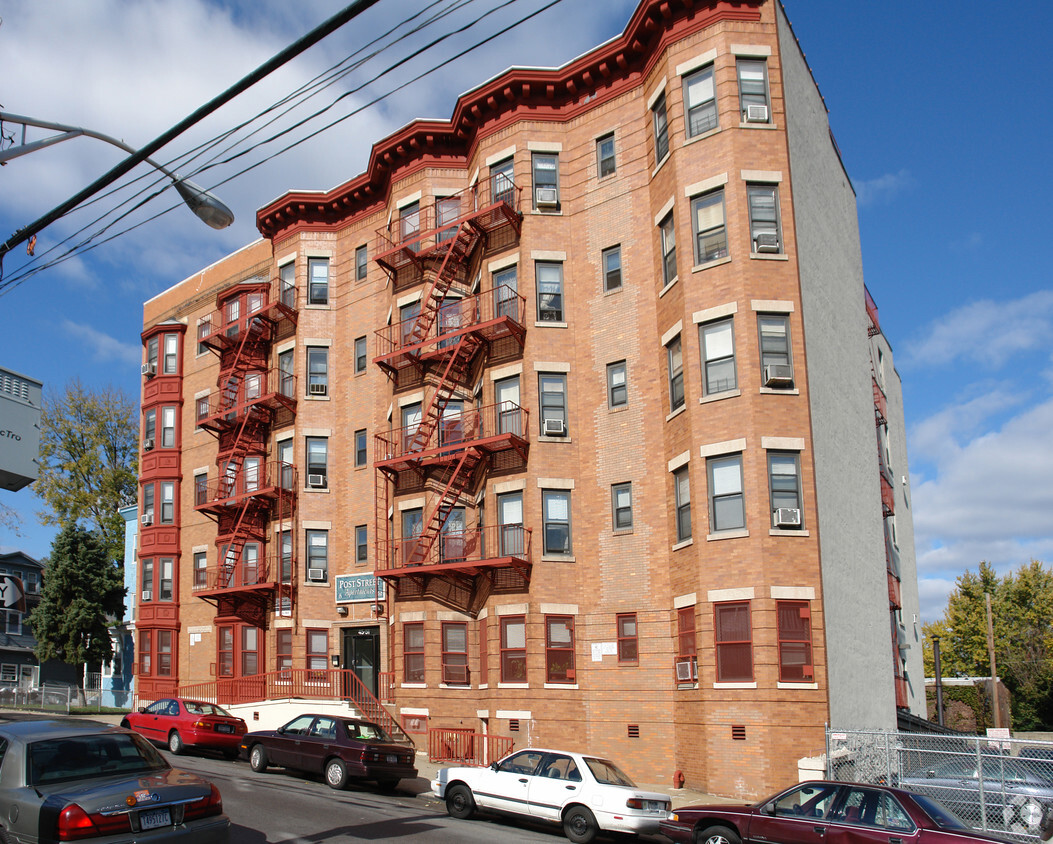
(34, 379, 138, 561)
(28, 523, 126, 667)
(923, 560, 1053, 730)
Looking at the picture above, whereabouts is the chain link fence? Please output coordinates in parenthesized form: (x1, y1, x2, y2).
(0, 682, 75, 714)
(827, 728, 1053, 840)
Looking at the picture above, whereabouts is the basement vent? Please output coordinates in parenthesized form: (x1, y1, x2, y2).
(627, 724, 640, 739)
(508, 719, 520, 732)
(731, 725, 747, 741)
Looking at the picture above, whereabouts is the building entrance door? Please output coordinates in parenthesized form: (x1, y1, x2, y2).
(342, 626, 379, 699)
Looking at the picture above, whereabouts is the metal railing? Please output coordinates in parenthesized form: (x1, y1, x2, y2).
(429, 727, 514, 766)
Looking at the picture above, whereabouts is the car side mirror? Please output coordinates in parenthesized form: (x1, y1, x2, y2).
(138, 707, 147, 713)
(761, 803, 776, 816)
(490, 762, 500, 772)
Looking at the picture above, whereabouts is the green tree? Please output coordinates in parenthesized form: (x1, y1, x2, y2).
(922, 560, 1053, 730)
(34, 379, 138, 561)
(27, 524, 126, 666)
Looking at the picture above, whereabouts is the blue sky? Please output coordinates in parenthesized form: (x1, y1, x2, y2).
(1, 0, 1051, 624)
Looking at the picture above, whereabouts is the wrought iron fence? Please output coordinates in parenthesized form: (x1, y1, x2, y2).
(827, 728, 1053, 840)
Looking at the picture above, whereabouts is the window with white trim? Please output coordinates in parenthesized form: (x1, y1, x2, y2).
(660, 212, 677, 286)
(536, 262, 564, 322)
(597, 133, 616, 178)
(602, 245, 622, 293)
(607, 360, 627, 408)
(307, 257, 329, 305)
(612, 482, 633, 530)
(306, 529, 328, 581)
(539, 373, 567, 436)
(683, 65, 717, 136)
(674, 466, 691, 542)
(759, 314, 793, 387)
(692, 189, 728, 264)
(307, 347, 328, 396)
(747, 184, 782, 253)
(768, 451, 803, 529)
(737, 58, 771, 123)
(542, 489, 572, 556)
(532, 153, 559, 210)
(708, 454, 745, 532)
(667, 334, 684, 412)
(355, 245, 368, 281)
(652, 92, 669, 162)
(700, 318, 736, 395)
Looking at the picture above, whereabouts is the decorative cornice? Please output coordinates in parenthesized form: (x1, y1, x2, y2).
(256, 0, 762, 241)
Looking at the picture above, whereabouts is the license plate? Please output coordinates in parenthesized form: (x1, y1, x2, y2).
(216, 724, 233, 733)
(140, 808, 172, 830)
(386, 754, 398, 764)
(644, 801, 665, 812)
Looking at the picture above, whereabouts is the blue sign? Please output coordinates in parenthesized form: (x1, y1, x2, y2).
(335, 573, 386, 603)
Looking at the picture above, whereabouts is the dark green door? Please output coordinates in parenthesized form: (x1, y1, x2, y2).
(342, 626, 379, 698)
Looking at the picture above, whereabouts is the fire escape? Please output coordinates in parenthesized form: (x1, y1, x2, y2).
(195, 279, 299, 626)
(867, 287, 908, 709)
(372, 180, 531, 617)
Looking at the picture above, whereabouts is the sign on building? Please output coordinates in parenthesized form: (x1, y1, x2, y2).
(334, 573, 386, 604)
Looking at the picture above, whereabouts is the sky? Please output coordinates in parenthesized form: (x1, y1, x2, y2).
(1, 0, 1051, 625)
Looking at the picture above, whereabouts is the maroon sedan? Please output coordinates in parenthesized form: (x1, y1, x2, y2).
(661, 780, 1032, 844)
(122, 697, 247, 758)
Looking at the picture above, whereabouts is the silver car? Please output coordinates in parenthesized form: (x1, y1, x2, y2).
(0, 719, 229, 843)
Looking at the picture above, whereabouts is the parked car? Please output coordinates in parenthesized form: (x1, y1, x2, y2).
(431, 747, 671, 844)
(661, 779, 1021, 844)
(898, 755, 1053, 835)
(123, 697, 248, 758)
(239, 713, 417, 791)
(0, 718, 228, 842)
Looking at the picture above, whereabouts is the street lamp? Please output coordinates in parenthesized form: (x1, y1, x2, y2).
(0, 111, 234, 230)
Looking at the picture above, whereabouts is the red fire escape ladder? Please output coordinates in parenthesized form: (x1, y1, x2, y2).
(406, 222, 484, 347)
(406, 446, 482, 566)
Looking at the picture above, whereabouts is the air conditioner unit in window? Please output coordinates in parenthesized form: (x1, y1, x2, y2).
(308, 383, 328, 396)
(535, 187, 559, 207)
(773, 507, 802, 528)
(141, 362, 156, 378)
(140, 513, 153, 527)
(745, 104, 769, 123)
(764, 364, 794, 388)
(543, 418, 566, 436)
(143, 438, 154, 452)
(675, 659, 698, 682)
(141, 590, 152, 601)
(307, 568, 326, 582)
(755, 232, 780, 253)
(307, 474, 327, 488)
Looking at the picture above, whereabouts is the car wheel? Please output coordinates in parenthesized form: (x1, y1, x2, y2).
(376, 778, 399, 792)
(697, 825, 742, 844)
(249, 744, 269, 773)
(167, 731, 184, 755)
(1004, 796, 1044, 833)
(445, 784, 476, 820)
(563, 805, 599, 844)
(325, 758, 349, 790)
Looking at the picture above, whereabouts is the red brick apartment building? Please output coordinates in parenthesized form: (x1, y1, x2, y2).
(137, 0, 923, 797)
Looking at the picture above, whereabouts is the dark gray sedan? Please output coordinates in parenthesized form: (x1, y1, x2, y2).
(0, 719, 229, 842)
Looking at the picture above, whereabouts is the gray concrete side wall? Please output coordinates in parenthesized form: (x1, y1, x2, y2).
(777, 6, 895, 728)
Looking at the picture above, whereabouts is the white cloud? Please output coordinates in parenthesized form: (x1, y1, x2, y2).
(855, 168, 912, 205)
(60, 319, 141, 366)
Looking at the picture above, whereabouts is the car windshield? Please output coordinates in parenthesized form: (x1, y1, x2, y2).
(911, 793, 970, 830)
(183, 701, 232, 717)
(29, 733, 168, 785)
(343, 720, 392, 742)
(584, 757, 636, 787)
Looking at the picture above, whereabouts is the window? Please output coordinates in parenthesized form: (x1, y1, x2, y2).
(715, 601, 753, 681)
(539, 373, 567, 436)
(352, 524, 368, 564)
(354, 429, 367, 467)
(278, 349, 294, 398)
(747, 184, 781, 253)
(532, 152, 559, 210)
(143, 409, 156, 449)
(607, 360, 627, 408)
(193, 551, 207, 589)
(4, 612, 20, 636)
(305, 530, 328, 581)
(596, 133, 616, 178)
(759, 314, 792, 385)
(709, 454, 745, 532)
(399, 201, 420, 250)
(159, 558, 173, 601)
(401, 508, 423, 566)
(196, 319, 210, 355)
(279, 262, 295, 308)
(612, 483, 633, 530)
(660, 212, 677, 286)
(277, 629, 292, 672)
(674, 466, 691, 542)
(777, 601, 814, 681)
(440, 507, 466, 563)
(354, 336, 367, 373)
(683, 65, 717, 136)
(306, 437, 328, 487)
(491, 157, 515, 206)
(497, 491, 524, 557)
(161, 406, 176, 448)
(399, 300, 421, 347)
(217, 627, 233, 677)
(494, 266, 518, 320)
(617, 613, 638, 664)
(404, 622, 425, 683)
(478, 617, 489, 685)
(536, 262, 564, 322)
(700, 318, 736, 395)
(692, 189, 728, 264)
(307, 347, 328, 396)
(442, 622, 469, 685)
(652, 91, 669, 162)
(667, 335, 684, 411)
(150, 629, 171, 677)
(304, 629, 327, 672)
(280, 530, 293, 584)
(142, 483, 155, 523)
(500, 616, 526, 682)
(545, 616, 575, 683)
(676, 606, 697, 681)
(601, 245, 622, 293)
(737, 58, 771, 122)
(145, 336, 158, 374)
(769, 452, 802, 527)
(157, 482, 174, 524)
(139, 631, 152, 675)
(542, 490, 571, 555)
(307, 257, 329, 305)
(355, 245, 368, 281)
(162, 333, 179, 375)
(141, 559, 154, 601)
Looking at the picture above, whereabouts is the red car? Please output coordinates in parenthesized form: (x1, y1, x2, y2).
(660, 779, 1032, 844)
(123, 697, 247, 758)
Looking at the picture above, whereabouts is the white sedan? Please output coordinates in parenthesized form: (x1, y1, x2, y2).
(431, 747, 671, 843)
